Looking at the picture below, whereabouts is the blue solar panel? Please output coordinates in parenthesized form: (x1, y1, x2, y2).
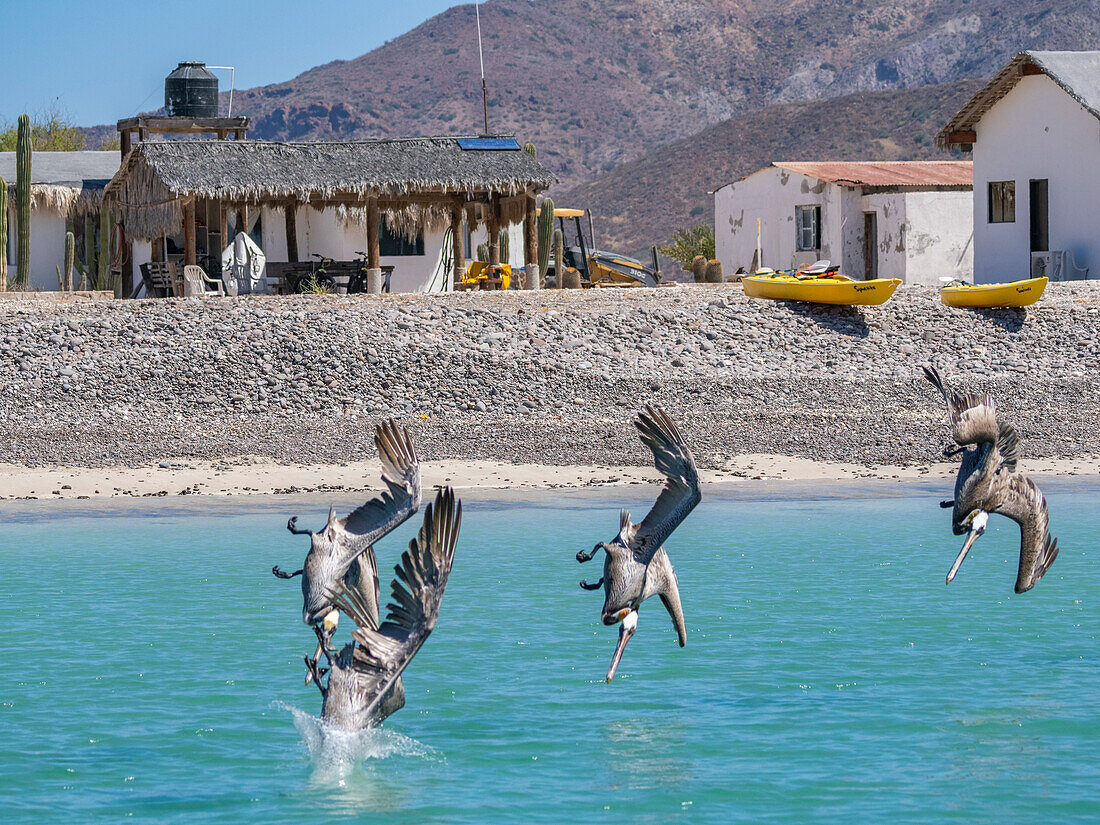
(456, 137, 522, 151)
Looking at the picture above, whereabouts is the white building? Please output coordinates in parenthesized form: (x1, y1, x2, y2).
(0, 151, 154, 291)
(939, 50, 1099, 283)
(713, 161, 974, 285)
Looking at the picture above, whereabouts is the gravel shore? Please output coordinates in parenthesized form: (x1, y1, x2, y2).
(1, 282, 1098, 472)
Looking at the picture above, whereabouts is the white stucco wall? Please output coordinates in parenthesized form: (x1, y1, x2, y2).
(901, 190, 973, 285)
(715, 168, 838, 274)
(972, 73, 1100, 282)
(258, 205, 525, 293)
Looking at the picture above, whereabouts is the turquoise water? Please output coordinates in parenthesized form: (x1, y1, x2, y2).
(1, 483, 1098, 824)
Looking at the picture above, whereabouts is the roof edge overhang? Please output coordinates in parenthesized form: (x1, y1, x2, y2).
(937, 51, 1100, 149)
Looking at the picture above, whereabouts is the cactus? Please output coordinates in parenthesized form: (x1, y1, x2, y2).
(15, 113, 31, 289)
(523, 142, 536, 160)
(705, 259, 723, 283)
(0, 176, 7, 291)
(476, 242, 488, 262)
(561, 267, 582, 289)
(498, 227, 509, 265)
(553, 228, 565, 287)
(537, 197, 554, 284)
(63, 230, 74, 291)
(691, 254, 706, 283)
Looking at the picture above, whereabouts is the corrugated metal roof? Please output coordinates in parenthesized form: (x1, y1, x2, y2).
(938, 50, 1100, 147)
(0, 150, 119, 188)
(772, 160, 973, 187)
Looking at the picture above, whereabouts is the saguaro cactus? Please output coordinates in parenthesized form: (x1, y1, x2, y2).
(523, 142, 536, 160)
(0, 176, 7, 291)
(537, 197, 554, 284)
(63, 231, 74, 291)
(476, 242, 489, 262)
(498, 227, 509, 265)
(705, 259, 723, 283)
(16, 113, 31, 289)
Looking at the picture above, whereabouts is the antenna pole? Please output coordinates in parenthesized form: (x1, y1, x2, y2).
(475, 0, 489, 134)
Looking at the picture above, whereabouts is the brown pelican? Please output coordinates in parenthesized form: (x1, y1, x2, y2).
(273, 419, 421, 666)
(924, 366, 1058, 593)
(576, 406, 701, 682)
(307, 487, 461, 730)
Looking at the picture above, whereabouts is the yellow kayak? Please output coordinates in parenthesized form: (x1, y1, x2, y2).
(939, 277, 1047, 308)
(742, 273, 901, 306)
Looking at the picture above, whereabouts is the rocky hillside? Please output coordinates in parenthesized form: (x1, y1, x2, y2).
(221, 0, 1095, 187)
(561, 79, 984, 258)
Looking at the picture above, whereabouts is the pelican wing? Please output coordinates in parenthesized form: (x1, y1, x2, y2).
(326, 488, 461, 722)
(336, 420, 422, 566)
(993, 474, 1059, 594)
(923, 365, 999, 446)
(630, 406, 701, 567)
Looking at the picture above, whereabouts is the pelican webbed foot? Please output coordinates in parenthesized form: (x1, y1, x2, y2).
(287, 516, 310, 536)
(576, 543, 605, 563)
(579, 578, 604, 591)
(942, 445, 965, 459)
(939, 500, 954, 509)
(272, 565, 303, 579)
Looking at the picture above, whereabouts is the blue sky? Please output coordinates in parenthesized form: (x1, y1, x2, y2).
(0, 0, 463, 126)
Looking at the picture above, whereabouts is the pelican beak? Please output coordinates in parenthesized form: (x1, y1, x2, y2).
(947, 512, 987, 584)
(606, 610, 638, 683)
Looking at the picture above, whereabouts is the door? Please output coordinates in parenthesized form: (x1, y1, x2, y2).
(863, 212, 878, 279)
(1029, 179, 1048, 252)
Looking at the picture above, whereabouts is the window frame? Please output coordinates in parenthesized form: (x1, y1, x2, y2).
(795, 205, 821, 252)
(988, 180, 1016, 224)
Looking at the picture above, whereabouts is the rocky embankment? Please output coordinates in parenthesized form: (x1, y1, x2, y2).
(1, 283, 1098, 471)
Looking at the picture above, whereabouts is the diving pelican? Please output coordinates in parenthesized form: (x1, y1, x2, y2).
(308, 487, 461, 730)
(924, 366, 1058, 593)
(273, 419, 421, 667)
(576, 406, 701, 682)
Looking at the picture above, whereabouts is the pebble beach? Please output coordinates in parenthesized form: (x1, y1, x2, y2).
(1, 282, 1098, 497)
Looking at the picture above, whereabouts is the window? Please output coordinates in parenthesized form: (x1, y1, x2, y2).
(988, 181, 1015, 223)
(795, 205, 821, 251)
(379, 224, 424, 256)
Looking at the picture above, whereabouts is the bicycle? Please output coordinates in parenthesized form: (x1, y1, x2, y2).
(293, 253, 338, 294)
(348, 251, 392, 294)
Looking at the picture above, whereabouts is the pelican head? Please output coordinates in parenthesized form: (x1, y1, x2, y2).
(606, 610, 638, 683)
(947, 510, 988, 584)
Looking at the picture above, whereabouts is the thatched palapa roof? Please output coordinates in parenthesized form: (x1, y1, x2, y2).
(0, 151, 120, 216)
(104, 136, 554, 240)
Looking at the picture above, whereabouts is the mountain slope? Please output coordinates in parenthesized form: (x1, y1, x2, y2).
(559, 79, 985, 258)
(224, 0, 1099, 187)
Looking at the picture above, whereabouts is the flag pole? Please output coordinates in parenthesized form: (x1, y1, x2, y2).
(475, 0, 489, 134)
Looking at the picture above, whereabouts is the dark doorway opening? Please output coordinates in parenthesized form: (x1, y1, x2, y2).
(863, 212, 878, 280)
(1029, 179, 1048, 252)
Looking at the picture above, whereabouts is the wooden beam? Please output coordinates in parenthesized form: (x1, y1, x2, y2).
(1021, 63, 1044, 76)
(183, 198, 197, 266)
(451, 206, 465, 287)
(366, 197, 380, 270)
(946, 130, 976, 144)
(284, 200, 299, 263)
(116, 116, 250, 132)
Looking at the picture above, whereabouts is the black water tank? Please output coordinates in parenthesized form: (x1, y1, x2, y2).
(165, 62, 219, 117)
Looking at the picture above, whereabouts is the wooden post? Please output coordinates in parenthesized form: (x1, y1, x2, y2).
(183, 198, 197, 266)
(219, 202, 228, 253)
(524, 193, 537, 289)
(119, 129, 131, 159)
(151, 236, 164, 263)
(366, 197, 380, 269)
(119, 130, 134, 297)
(284, 200, 299, 263)
(450, 205, 465, 288)
(487, 196, 500, 267)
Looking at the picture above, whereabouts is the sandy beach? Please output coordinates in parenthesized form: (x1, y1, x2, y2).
(3, 453, 1098, 501)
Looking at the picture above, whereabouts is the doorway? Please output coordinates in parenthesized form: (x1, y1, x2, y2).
(1029, 179, 1048, 252)
(863, 212, 878, 279)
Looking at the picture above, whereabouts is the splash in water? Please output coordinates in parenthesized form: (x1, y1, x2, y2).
(274, 702, 434, 783)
